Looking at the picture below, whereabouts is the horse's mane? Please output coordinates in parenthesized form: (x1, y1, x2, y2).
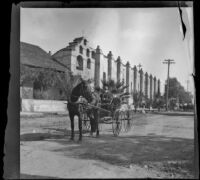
(72, 75, 83, 90)
(70, 79, 93, 103)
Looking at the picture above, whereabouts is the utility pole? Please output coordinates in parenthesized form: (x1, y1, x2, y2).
(137, 63, 142, 107)
(163, 59, 175, 111)
(137, 63, 142, 93)
(186, 79, 189, 92)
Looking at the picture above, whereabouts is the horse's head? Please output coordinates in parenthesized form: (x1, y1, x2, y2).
(71, 79, 93, 103)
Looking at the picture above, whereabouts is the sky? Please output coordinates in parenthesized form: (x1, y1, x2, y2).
(20, 7, 194, 95)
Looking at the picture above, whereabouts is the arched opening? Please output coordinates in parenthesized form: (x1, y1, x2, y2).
(92, 51, 95, 59)
(79, 46, 83, 54)
(86, 49, 90, 57)
(84, 39, 87, 46)
(76, 55, 83, 70)
(87, 58, 91, 69)
(103, 72, 106, 82)
(131, 82, 133, 92)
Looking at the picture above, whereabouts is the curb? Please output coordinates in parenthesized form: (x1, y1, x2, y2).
(20, 112, 69, 118)
(152, 112, 194, 116)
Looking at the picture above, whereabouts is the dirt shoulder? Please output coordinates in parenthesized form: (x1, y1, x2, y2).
(20, 113, 195, 179)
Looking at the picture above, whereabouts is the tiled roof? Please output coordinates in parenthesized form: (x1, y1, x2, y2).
(20, 42, 66, 72)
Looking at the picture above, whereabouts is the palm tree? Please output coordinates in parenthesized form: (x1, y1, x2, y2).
(54, 70, 82, 101)
(132, 91, 143, 111)
(101, 79, 128, 95)
(152, 92, 164, 111)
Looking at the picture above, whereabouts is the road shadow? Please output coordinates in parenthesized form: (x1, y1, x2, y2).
(46, 134, 195, 177)
(153, 112, 194, 116)
(20, 173, 62, 179)
(20, 128, 90, 141)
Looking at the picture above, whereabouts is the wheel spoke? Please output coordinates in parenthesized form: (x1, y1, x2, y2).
(112, 110, 122, 136)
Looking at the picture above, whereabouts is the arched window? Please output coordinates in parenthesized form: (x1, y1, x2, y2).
(87, 59, 91, 69)
(86, 49, 90, 57)
(131, 82, 133, 92)
(103, 72, 106, 82)
(92, 51, 95, 59)
(79, 46, 83, 54)
(76, 55, 83, 70)
(84, 39, 87, 45)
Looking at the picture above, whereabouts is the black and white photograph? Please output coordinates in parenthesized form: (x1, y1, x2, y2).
(18, 2, 197, 179)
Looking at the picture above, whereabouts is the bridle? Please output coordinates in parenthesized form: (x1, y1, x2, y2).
(68, 80, 90, 103)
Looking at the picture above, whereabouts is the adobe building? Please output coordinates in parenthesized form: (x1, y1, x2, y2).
(21, 36, 161, 101)
(20, 42, 66, 100)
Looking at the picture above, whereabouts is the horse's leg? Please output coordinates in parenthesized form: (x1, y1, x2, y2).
(89, 111, 95, 136)
(70, 114, 75, 140)
(95, 109, 100, 137)
(89, 113, 93, 136)
(78, 115, 82, 141)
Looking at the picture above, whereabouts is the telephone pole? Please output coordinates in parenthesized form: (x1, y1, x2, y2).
(163, 59, 175, 111)
(137, 63, 142, 93)
(186, 79, 189, 92)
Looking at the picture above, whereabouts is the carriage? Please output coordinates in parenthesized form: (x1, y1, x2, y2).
(78, 89, 135, 136)
(66, 76, 136, 140)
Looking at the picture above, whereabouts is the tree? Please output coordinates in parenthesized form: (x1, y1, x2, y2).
(20, 65, 39, 86)
(101, 79, 128, 94)
(132, 91, 145, 112)
(133, 91, 140, 112)
(54, 70, 81, 101)
(145, 98, 151, 109)
(20, 64, 75, 100)
(164, 77, 193, 108)
(152, 92, 165, 111)
(20, 64, 62, 91)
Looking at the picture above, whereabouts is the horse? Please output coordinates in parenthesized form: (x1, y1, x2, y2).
(67, 79, 101, 141)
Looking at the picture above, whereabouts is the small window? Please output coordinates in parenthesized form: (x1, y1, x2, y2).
(92, 51, 95, 59)
(84, 39, 87, 45)
(87, 59, 91, 69)
(76, 55, 83, 70)
(131, 82, 133, 92)
(79, 46, 83, 54)
(103, 72, 106, 82)
(86, 49, 90, 57)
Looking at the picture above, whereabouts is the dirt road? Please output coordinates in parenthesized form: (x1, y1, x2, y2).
(20, 113, 195, 179)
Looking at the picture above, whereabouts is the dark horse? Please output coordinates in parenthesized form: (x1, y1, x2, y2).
(67, 79, 101, 141)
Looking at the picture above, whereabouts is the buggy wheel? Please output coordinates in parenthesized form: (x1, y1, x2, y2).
(122, 111, 127, 132)
(82, 113, 90, 131)
(130, 110, 135, 127)
(82, 113, 90, 130)
(121, 111, 126, 132)
(79, 104, 90, 131)
(112, 110, 122, 136)
(125, 110, 131, 132)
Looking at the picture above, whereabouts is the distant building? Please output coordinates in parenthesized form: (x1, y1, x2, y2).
(20, 42, 66, 100)
(52, 37, 161, 99)
(20, 37, 161, 101)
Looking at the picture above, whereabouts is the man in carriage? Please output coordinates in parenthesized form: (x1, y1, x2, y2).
(101, 87, 113, 110)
